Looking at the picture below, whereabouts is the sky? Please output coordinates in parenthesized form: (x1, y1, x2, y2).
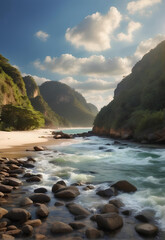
(0, 0, 165, 110)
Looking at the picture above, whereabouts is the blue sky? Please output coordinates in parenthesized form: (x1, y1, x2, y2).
(0, 0, 165, 109)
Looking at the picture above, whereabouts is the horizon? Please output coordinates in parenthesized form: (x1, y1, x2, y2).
(0, 0, 165, 109)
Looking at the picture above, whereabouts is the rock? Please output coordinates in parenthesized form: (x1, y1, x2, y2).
(96, 188, 115, 198)
(83, 185, 95, 191)
(19, 197, 33, 207)
(24, 219, 42, 227)
(56, 180, 66, 186)
(22, 163, 35, 168)
(8, 169, 24, 174)
(34, 146, 44, 151)
(109, 199, 124, 208)
(5, 229, 21, 236)
(96, 213, 123, 231)
(90, 214, 99, 222)
(7, 226, 17, 230)
(34, 187, 47, 193)
(0, 207, 8, 219)
(8, 164, 19, 170)
(122, 210, 130, 216)
(52, 183, 65, 193)
(111, 180, 137, 193)
(0, 184, 13, 193)
(0, 218, 11, 226)
(1, 234, 15, 240)
(100, 204, 119, 214)
(22, 224, 33, 235)
(69, 221, 86, 229)
(55, 186, 80, 199)
(51, 221, 73, 234)
(135, 223, 158, 236)
(36, 204, 49, 218)
(0, 192, 4, 197)
(54, 201, 64, 206)
(5, 208, 31, 222)
(0, 221, 7, 228)
(135, 214, 149, 222)
(29, 193, 50, 203)
(26, 176, 41, 182)
(74, 215, 88, 220)
(66, 203, 90, 217)
(27, 157, 36, 163)
(86, 228, 102, 239)
(35, 234, 46, 240)
(135, 209, 156, 223)
(2, 177, 22, 187)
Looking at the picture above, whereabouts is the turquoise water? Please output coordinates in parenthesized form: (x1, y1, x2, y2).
(33, 129, 165, 231)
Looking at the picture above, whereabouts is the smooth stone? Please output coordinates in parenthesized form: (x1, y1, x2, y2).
(0, 192, 4, 197)
(1, 234, 15, 240)
(0, 184, 13, 193)
(111, 180, 137, 193)
(83, 185, 95, 191)
(74, 215, 88, 220)
(0, 207, 8, 219)
(36, 204, 49, 218)
(7, 226, 17, 230)
(122, 210, 130, 216)
(35, 234, 46, 240)
(8, 169, 24, 174)
(52, 183, 65, 193)
(96, 188, 115, 198)
(56, 180, 66, 186)
(96, 213, 123, 231)
(66, 203, 90, 216)
(19, 197, 33, 207)
(26, 176, 41, 182)
(29, 193, 50, 203)
(0, 221, 7, 228)
(22, 163, 35, 168)
(69, 221, 86, 229)
(135, 223, 158, 236)
(55, 186, 80, 199)
(34, 146, 44, 151)
(100, 204, 119, 214)
(5, 229, 21, 236)
(22, 224, 33, 235)
(51, 221, 73, 234)
(24, 219, 42, 227)
(34, 187, 47, 193)
(5, 208, 31, 222)
(86, 228, 102, 239)
(109, 199, 124, 208)
(54, 201, 64, 206)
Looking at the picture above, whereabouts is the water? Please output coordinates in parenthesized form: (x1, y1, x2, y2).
(31, 128, 165, 232)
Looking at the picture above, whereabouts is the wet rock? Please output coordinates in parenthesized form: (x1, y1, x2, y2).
(26, 176, 41, 182)
(24, 219, 42, 227)
(74, 215, 88, 220)
(135, 223, 158, 236)
(0, 192, 4, 197)
(0, 207, 8, 219)
(34, 146, 44, 151)
(100, 204, 119, 214)
(86, 228, 102, 239)
(122, 210, 130, 216)
(0, 184, 13, 193)
(109, 199, 124, 208)
(66, 203, 90, 217)
(54, 201, 64, 206)
(0, 218, 11, 226)
(36, 204, 49, 218)
(8, 164, 19, 170)
(96, 213, 123, 231)
(1, 234, 15, 240)
(135, 209, 156, 223)
(34, 187, 47, 193)
(8, 169, 24, 174)
(83, 185, 95, 191)
(52, 183, 65, 193)
(22, 163, 35, 168)
(111, 180, 137, 193)
(51, 221, 73, 234)
(19, 197, 33, 207)
(22, 224, 33, 235)
(7, 226, 17, 230)
(55, 186, 80, 199)
(2, 177, 22, 187)
(35, 234, 46, 240)
(27, 157, 36, 163)
(56, 180, 66, 186)
(69, 221, 86, 229)
(0, 221, 7, 228)
(96, 187, 115, 198)
(5, 208, 31, 222)
(135, 214, 149, 222)
(29, 193, 50, 203)
(90, 214, 99, 222)
(5, 229, 21, 236)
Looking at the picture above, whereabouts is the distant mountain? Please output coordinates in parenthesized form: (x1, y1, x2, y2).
(0, 54, 44, 130)
(40, 81, 98, 127)
(23, 75, 69, 127)
(93, 40, 165, 143)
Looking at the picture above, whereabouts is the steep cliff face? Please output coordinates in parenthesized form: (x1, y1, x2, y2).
(40, 81, 98, 127)
(93, 40, 165, 143)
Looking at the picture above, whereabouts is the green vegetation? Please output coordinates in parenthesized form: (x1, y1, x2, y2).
(94, 40, 165, 140)
(40, 81, 98, 127)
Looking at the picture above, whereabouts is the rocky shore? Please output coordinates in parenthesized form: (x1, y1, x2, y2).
(0, 146, 161, 240)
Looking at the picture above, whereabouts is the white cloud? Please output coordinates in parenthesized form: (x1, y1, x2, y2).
(134, 34, 165, 59)
(118, 21, 141, 42)
(65, 7, 122, 51)
(127, 0, 162, 15)
(34, 54, 132, 78)
(22, 73, 51, 86)
(35, 30, 50, 41)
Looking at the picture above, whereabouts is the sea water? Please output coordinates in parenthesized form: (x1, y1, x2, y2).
(30, 128, 165, 232)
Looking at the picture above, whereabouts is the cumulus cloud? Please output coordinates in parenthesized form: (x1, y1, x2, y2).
(134, 34, 165, 59)
(34, 54, 132, 78)
(127, 0, 162, 15)
(35, 30, 50, 41)
(117, 21, 141, 42)
(65, 7, 122, 51)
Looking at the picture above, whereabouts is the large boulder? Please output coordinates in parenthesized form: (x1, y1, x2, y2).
(55, 186, 80, 199)
(66, 203, 90, 217)
(111, 180, 137, 193)
(96, 213, 123, 231)
(135, 223, 158, 236)
(0, 184, 13, 193)
(29, 193, 50, 203)
(2, 177, 22, 187)
(36, 204, 49, 218)
(51, 221, 73, 234)
(0, 207, 8, 219)
(5, 208, 31, 222)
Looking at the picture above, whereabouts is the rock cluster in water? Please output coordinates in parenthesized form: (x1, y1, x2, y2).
(0, 152, 159, 239)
